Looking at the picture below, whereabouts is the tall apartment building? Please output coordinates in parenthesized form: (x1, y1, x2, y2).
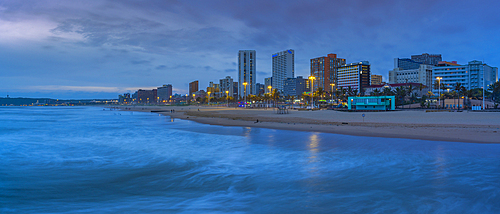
(310, 54, 346, 91)
(137, 89, 157, 104)
(238, 50, 256, 97)
(219, 76, 234, 98)
(283, 76, 307, 98)
(432, 60, 498, 92)
(233, 82, 239, 98)
(256, 83, 265, 95)
(337, 61, 371, 92)
(411, 53, 442, 66)
(265, 77, 273, 93)
(371, 75, 383, 85)
(157, 84, 173, 103)
(272, 49, 294, 92)
(189, 80, 199, 96)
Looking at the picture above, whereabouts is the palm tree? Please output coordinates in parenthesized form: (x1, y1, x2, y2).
(272, 89, 280, 107)
(372, 88, 381, 96)
(394, 86, 407, 108)
(454, 82, 463, 109)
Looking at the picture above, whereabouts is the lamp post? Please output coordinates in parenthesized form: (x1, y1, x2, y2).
(437, 77, 442, 109)
(243, 82, 248, 108)
(207, 91, 211, 105)
(185, 94, 188, 103)
(309, 76, 316, 109)
(330, 83, 335, 104)
(226, 90, 229, 107)
(267, 85, 272, 108)
(483, 68, 485, 110)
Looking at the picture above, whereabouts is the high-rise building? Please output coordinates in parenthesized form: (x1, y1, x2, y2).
(371, 75, 383, 85)
(238, 50, 256, 97)
(310, 54, 346, 91)
(157, 84, 173, 103)
(432, 60, 498, 92)
(337, 61, 371, 93)
(233, 82, 239, 98)
(265, 77, 273, 93)
(411, 53, 442, 66)
(189, 81, 199, 96)
(137, 89, 157, 104)
(256, 83, 265, 95)
(283, 76, 307, 98)
(272, 49, 294, 92)
(394, 58, 422, 70)
(219, 76, 234, 98)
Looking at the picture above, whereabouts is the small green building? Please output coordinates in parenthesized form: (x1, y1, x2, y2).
(347, 96, 395, 111)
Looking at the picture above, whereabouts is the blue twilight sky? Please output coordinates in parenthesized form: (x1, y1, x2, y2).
(1, 0, 499, 99)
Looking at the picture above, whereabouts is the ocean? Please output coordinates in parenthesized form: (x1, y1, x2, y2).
(1, 106, 499, 213)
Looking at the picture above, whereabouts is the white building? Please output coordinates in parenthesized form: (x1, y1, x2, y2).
(219, 76, 234, 98)
(272, 49, 294, 92)
(389, 64, 433, 89)
(432, 60, 498, 93)
(238, 50, 256, 97)
(337, 61, 371, 91)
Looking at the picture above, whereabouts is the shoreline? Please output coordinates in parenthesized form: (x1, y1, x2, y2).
(115, 106, 500, 144)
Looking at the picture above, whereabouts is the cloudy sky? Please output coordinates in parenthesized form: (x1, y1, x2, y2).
(1, 0, 499, 99)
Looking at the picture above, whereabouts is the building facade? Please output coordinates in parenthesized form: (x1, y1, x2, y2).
(256, 83, 265, 95)
(272, 49, 294, 92)
(283, 76, 307, 98)
(238, 50, 256, 97)
(137, 89, 157, 104)
(432, 60, 498, 92)
(189, 81, 199, 96)
(371, 75, 383, 85)
(310, 53, 346, 91)
(265, 77, 273, 93)
(157, 84, 172, 103)
(411, 53, 442, 66)
(219, 76, 234, 98)
(337, 61, 371, 92)
(389, 64, 433, 89)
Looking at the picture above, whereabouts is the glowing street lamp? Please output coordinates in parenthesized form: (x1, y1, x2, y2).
(225, 90, 229, 107)
(207, 91, 211, 105)
(309, 76, 316, 109)
(243, 82, 248, 108)
(436, 77, 442, 109)
(330, 83, 335, 104)
(267, 85, 272, 108)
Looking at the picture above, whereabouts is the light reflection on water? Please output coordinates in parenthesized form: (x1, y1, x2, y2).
(1, 106, 500, 213)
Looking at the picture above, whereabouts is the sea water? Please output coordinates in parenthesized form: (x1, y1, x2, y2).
(1, 106, 499, 213)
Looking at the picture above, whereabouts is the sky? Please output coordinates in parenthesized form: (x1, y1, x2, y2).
(1, 0, 500, 99)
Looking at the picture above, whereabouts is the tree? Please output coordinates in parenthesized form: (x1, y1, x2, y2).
(393, 86, 407, 107)
(372, 88, 381, 96)
(488, 81, 500, 104)
(454, 82, 464, 109)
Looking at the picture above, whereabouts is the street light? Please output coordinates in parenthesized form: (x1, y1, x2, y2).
(330, 83, 335, 104)
(207, 91, 211, 105)
(225, 90, 229, 107)
(309, 76, 316, 109)
(436, 77, 442, 109)
(243, 82, 248, 108)
(267, 85, 272, 108)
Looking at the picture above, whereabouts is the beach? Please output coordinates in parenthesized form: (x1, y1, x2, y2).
(117, 106, 500, 144)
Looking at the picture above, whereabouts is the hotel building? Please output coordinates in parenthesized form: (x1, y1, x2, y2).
(371, 75, 383, 85)
(432, 60, 498, 92)
(310, 54, 346, 91)
(265, 77, 272, 93)
(219, 76, 234, 98)
(157, 84, 172, 103)
(337, 61, 371, 92)
(238, 50, 256, 96)
(189, 80, 199, 96)
(272, 49, 294, 92)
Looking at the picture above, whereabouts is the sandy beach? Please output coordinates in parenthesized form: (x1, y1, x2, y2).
(116, 106, 500, 144)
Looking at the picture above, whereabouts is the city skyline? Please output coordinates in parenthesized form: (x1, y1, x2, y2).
(1, 0, 500, 99)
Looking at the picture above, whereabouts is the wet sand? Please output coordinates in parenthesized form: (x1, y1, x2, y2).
(116, 106, 500, 144)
